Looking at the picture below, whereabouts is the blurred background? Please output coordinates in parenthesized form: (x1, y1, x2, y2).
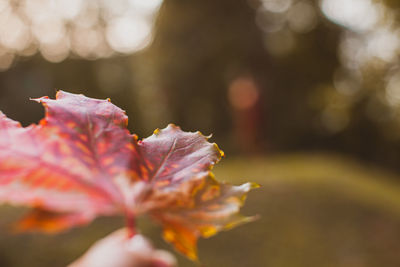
(1, 0, 400, 266)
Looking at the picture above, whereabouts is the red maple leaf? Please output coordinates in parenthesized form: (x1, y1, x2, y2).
(0, 91, 258, 260)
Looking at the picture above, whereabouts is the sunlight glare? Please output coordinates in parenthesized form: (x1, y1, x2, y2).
(106, 16, 152, 53)
(261, 0, 292, 13)
(320, 0, 381, 32)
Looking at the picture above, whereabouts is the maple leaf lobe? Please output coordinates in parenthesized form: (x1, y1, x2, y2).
(139, 124, 224, 186)
(153, 175, 259, 260)
(0, 91, 136, 229)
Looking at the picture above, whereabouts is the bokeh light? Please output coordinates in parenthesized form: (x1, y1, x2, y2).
(228, 76, 260, 110)
(261, 0, 292, 13)
(287, 1, 317, 34)
(0, 0, 162, 70)
(320, 0, 381, 32)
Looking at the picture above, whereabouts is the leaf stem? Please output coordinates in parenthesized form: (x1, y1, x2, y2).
(125, 210, 136, 238)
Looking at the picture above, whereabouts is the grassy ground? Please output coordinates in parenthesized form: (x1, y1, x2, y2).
(1, 153, 400, 266)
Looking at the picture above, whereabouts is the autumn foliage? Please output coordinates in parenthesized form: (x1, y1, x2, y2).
(0, 91, 257, 261)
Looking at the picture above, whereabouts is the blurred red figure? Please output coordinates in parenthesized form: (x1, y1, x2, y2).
(228, 75, 263, 154)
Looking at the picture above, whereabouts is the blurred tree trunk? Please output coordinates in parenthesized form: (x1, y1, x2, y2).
(142, 0, 270, 153)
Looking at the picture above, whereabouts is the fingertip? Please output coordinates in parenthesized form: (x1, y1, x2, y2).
(152, 250, 177, 267)
(126, 234, 153, 253)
